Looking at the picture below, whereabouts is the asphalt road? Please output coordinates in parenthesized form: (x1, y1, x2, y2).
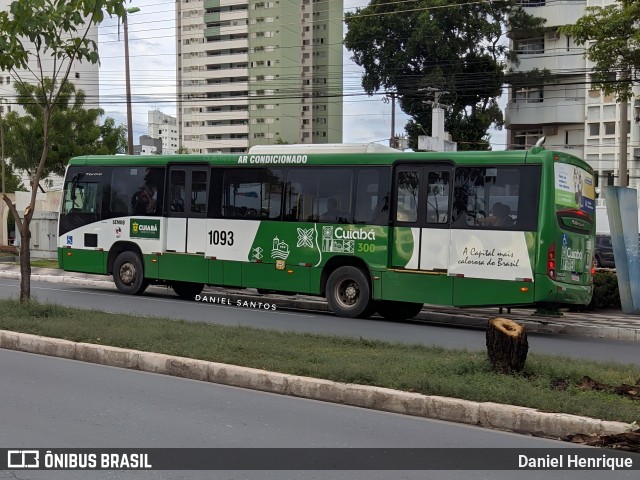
(1, 349, 635, 480)
(0, 278, 638, 366)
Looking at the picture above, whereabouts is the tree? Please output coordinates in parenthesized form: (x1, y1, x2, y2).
(98, 117, 128, 155)
(2, 162, 26, 193)
(3, 80, 127, 180)
(0, 0, 128, 302)
(344, 0, 545, 150)
(559, 0, 640, 101)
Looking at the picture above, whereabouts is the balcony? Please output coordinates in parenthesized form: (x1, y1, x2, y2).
(220, 11, 248, 22)
(204, 0, 249, 9)
(205, 54, 247, 65)
(204, 13, 220, 24)
(513, 49, 586, 75)
(205, 68, 249, 79)
(201, 125, 249, 135)
(204, 0, 247, 8)
(206, 38, 248, 51)
(182, 81, 249, 95)
(520, 1, 586, 27)
(220, 25, 247, 36)
(505, 98, 585, 128)
(205, 111, 249, 121)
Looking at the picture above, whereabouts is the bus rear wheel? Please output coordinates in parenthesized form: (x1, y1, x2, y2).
(376, 300, 423, 321)
(326, 266, 373, 318)
(172, 281, 204, 299)
(113, 251, 148, 295)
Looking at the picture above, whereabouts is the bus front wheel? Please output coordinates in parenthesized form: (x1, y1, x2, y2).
(376, 300, 423, 321)
(172, 281, 204, 299)
(326, 266, 373, 318)
(113, 251, 148, 295)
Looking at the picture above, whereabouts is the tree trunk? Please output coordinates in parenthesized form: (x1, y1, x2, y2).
(19, 221, 31, 303)
(486, 317, 528, 373)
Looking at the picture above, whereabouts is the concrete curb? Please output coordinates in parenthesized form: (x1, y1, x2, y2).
(0, 330, 631, 440)
(3, 270, 639, 342)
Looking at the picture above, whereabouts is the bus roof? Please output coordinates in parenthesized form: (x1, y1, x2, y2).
(67, 145, 591, 172)
(248, 143, 400, 154)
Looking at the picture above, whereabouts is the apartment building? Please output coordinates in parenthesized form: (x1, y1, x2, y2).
(0, 0, 99, 192)
(505, 0, 640, 192)
(148, 110, 179, 155)
(0, 0, 100, 116)
(176, 0, 343, 154)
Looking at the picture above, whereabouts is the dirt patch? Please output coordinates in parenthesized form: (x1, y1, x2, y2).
(564, 429, 640, 452)
(578, 375, 640, 401)
(552, 375, 640, 401)
(552, 376, 640, 452)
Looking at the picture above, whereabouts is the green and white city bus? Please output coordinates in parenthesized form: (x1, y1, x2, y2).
(58, 144, 596, 319)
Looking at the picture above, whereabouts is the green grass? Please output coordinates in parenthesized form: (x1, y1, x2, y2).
(0, 298, 638, 424)
(0, 257, 59, 269)
(29, 259, 59, 269)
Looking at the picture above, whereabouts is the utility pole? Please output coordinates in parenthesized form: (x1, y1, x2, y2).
(384, 92, 397, 148)
(0, 104, 5, 194)
(619, 99, 628, 187)
(123, 7, 140, 155)
(124, 12, 134, 155)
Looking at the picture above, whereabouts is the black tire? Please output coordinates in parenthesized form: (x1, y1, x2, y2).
(113, 251, 148, 295)
(172, 281, 204, 299)
(595, 255, 602, 268)
(326, 266, 373, 318)
(376, 300, 424, 321)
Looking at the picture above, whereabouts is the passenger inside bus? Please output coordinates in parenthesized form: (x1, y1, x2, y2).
(320, 197, 347, 223)
(133, 181, 158, 215)
(488, 202, 513, 227)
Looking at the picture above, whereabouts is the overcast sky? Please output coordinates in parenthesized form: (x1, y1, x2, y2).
(97, 0, 506, 150)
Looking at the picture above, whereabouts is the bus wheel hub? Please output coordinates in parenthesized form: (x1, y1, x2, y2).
(120, 264, 135, 284)
(342, 283, 358, 304)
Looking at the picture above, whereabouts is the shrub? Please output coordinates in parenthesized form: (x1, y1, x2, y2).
(588, 270, 621, 310)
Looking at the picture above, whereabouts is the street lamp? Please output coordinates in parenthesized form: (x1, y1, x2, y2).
(123, 7, 140, 155)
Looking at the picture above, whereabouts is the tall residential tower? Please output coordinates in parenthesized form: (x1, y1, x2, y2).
(176, 0, 344, 154)
(506, 0, 640, 192)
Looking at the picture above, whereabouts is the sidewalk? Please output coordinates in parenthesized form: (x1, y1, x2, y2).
(0, 263, 636, 442)
(0, 264, 639, 342)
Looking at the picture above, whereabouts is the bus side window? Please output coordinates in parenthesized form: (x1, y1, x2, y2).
(453, 166, 538, 230)
(169, 170, 186, 213)
(285, 168, 353, 223)
(426, 171, 449, 224)
(190, 170, 208, 214)
(221, 169, 283, 220)
(354, 168, 389, 225)
(396, 171, 419, 223)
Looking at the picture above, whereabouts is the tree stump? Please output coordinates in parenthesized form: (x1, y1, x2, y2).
(486, 317, 528, 373)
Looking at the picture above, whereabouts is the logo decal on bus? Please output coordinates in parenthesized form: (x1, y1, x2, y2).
(297, 228, 315, 248)
(130, 219, 160, 239)
(271, 236, 290, 260)
(322, 226, 354, 253)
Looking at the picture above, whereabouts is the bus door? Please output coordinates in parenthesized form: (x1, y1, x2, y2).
(165, 165, 209, 255)
(388, 164, 453, 304)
